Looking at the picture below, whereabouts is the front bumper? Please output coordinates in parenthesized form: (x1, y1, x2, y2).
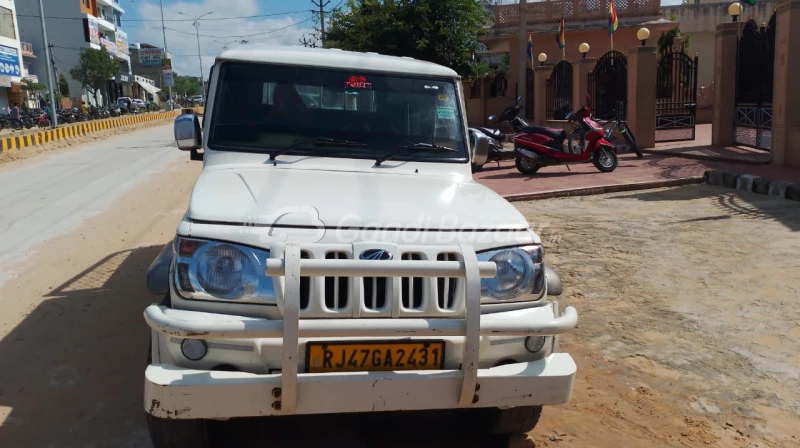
(145, 353, 575, 419)
(144, 243, 578, 419)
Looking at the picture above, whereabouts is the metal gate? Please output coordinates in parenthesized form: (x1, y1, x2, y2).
(655, 52, 699, 142)
(588, 50, 627, 120)
(525, 67, 534, 119)
(734, 14, 776, 150)
(546, 61, 573, 120)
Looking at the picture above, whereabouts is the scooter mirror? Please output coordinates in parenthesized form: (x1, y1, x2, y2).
(488, 114, 497, 121)
(517, 95, 522, 102)
(565, 112, 572, 119)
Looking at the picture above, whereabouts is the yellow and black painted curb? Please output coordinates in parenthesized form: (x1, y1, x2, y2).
(0, 111, 180, 152)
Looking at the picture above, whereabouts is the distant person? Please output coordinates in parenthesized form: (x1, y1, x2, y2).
(81, 101, 89, 117)
(9, 102, 20, 131)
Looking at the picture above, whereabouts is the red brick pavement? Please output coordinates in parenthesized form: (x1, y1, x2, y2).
(474, 153, 800, 198)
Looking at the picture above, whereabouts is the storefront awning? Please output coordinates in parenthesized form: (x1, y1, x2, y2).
(136, 80, 161, 97)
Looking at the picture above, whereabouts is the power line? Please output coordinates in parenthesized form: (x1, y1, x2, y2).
(8, 10, 311, 23)
(164, 18, 312, 39)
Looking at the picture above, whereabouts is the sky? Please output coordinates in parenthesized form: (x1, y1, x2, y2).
(121, 0, 682, 79)
(122, 0, 324, 79)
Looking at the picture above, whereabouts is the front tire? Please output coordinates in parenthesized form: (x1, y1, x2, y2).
(466, 406, 543, 435)
(515, 155, 540, 175)
(592, 147, 618, 172)
(621, 124, 643, 158)
(147, 414, 209, 448)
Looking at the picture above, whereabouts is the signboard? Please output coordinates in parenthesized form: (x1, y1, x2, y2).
(139, 48, 163, 66)
(0, 45, 21, 77)
(87, 18, 100, 46)
(163, 70, 174, 88)
(101, 38, 116, 54)
(161, 58, 172, 70)
(0, 76, 11, 88)
(115, 30, 129, 57)
(117, 73, 130, 83)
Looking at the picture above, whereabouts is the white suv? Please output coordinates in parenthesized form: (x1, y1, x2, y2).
(143, 45, 577, 447)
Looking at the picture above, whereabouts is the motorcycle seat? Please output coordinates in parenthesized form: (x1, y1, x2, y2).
(522, 126, 566, 140)
(473, 126, 504, 140)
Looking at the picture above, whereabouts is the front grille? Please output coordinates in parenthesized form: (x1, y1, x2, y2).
(281, 244, 466, 318)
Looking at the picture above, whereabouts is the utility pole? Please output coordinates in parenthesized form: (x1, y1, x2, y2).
(517, 0, 527, 110)
(160, 0, 173, 111)
(312, 0, 330, 46)
(36, 0, 57, 128)
(48, 43, 58, 87)
(179, 11, 213, 102)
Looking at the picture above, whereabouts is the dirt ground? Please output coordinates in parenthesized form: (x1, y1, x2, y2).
(0, 156, 798, 447)
(518, 186, 800, 448)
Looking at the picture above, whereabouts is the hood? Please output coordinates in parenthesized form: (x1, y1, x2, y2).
(187, 166, 529, 232)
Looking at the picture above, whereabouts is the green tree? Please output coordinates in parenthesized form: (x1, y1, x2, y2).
(657, 27, 690, 57)
(325, 0, 489, 76)
(68, 47, 118, 106)
(171, 74, 200, 97)
(20, 78, 47, 107)
(58, 74, 70, 97)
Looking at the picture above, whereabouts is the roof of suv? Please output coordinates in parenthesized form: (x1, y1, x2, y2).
(216, 45, 459, 79)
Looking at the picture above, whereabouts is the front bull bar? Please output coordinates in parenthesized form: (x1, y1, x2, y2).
(143, 243, 579, 414)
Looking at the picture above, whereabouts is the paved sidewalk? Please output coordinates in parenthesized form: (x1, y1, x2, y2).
(475, 152, 800, 200)
(644, 124, 771, 165)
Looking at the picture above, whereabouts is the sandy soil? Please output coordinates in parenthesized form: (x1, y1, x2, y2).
(0, 116, 174, 167)
(517, 185, 800, 447)
(1, 167, 798, 447)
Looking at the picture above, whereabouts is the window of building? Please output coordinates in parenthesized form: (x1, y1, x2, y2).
(0, 7, 16, 40)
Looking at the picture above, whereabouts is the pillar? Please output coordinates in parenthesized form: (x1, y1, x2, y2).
(533, 65, 553, 126)
(518, 0, 527, 105)
(626, 46, 657, 149)
(772, 0, 800, 166)
(572, 57, 596, 113)
(711, 22, 739, 147)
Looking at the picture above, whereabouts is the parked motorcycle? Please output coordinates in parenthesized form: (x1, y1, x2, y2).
(511, 96, 620, 175)
(468, 96, 523, 173)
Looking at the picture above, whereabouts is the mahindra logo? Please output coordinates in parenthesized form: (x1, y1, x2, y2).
(359, 249, 393, 261)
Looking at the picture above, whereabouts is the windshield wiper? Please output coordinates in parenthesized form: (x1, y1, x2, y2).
(269, 137, 367, 161)
(375, 142, 457, 166)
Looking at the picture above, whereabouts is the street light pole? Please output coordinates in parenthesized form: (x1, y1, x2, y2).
(36, 0, 58, 128)
(179, 11, 212, 102)
(159, 0, 173, 111)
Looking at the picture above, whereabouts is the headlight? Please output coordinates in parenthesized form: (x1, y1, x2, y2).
(174, 237, 272, 301)
(477, 246, 545, 303)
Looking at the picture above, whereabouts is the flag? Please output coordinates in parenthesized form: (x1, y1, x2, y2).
(743, 0, 755, 5)
(608, 0, 619, 35)
(555, 16, 565, 49)
(526, 32, 533, 64)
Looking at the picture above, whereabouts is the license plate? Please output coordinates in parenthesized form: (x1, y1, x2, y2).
(305, 340, 446, 373)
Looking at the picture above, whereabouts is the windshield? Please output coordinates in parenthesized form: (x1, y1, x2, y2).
(208, 62, 468, 163)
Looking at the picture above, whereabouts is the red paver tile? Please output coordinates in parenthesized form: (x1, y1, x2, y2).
(474, 152, 800, 198)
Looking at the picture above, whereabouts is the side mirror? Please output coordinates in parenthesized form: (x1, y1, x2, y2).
(488, 114, 497, 121)
(175, 113, 201, 150)
(565, 112, 572, 120)
(516, 95, 522, 102)
(470, 130, 490, 167)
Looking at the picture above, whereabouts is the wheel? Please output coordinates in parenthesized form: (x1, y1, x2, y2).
(620, 124, 643, 158)
(592, 146, 618, 172)
(471, 163, 483, 173)
(463, 406, 543, 435)
(515, 155, 540, 175)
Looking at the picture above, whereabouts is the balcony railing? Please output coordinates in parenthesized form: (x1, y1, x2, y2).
(21, 42, 35, 58)
(494, 0, 661, 27)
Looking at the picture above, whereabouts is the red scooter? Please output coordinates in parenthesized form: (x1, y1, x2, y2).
(512, 97, 631, 175)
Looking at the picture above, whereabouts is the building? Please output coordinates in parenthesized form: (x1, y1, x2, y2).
(129, 42, 170, 93)
(15, 0, 132, 107)
(131, 74, 160, 102)
(0, 0, 29, 110)
(469, 0, 676, 125)
(662, 0, 775, 88)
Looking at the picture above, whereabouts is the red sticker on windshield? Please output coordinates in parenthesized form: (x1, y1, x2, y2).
(345, 76, 372, 89)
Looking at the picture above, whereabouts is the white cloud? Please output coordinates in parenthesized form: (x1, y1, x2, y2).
(128, 0, 314, 79)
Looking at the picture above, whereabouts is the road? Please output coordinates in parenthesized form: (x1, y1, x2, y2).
(1, 125, 798, 447)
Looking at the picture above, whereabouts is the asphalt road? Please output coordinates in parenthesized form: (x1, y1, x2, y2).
(0, 125, 183, 286)
(0, 126, 520, 448)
